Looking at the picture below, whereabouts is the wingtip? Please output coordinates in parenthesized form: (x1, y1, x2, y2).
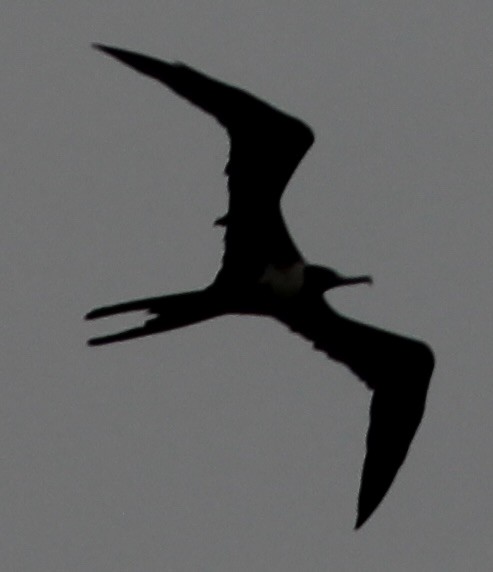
(92, 43, 117, 56)
(354, 510, 370, 530)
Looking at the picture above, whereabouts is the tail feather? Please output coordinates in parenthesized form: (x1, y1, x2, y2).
(85, 294, 174, 320)
(85, 288, 223, 346)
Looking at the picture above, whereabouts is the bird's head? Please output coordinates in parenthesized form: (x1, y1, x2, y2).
(304, 264, 372, 295)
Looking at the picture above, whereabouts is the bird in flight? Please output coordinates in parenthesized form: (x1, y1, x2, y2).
(86, 44, 435, 529)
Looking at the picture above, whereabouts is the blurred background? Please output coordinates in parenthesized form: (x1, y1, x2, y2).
(2, 2, 492, 569)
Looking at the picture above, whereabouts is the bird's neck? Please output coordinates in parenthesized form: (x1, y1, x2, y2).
(259, 261, 305, 297)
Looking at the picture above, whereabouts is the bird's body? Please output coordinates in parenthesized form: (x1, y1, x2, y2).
(260, 261, 305, 297)
(86, 44, 435, 529)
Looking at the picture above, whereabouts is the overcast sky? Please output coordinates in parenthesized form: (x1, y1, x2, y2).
(3, 2, 493, 570)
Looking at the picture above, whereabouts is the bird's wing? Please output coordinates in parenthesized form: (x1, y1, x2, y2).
(278, 299, 434, 528)
(94, 44, 315, 279)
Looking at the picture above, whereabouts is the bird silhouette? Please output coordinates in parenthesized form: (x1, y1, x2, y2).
(86, 44, 435, 529)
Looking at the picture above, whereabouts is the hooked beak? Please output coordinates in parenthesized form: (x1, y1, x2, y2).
(339, 275, 373, 287)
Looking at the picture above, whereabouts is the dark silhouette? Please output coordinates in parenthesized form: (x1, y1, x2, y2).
(86, 44, 435, 529)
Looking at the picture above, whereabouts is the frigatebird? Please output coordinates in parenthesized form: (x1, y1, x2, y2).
(86, 44, 435, 529)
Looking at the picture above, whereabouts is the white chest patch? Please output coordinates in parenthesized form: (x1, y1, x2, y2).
(259, 261, 305, 297)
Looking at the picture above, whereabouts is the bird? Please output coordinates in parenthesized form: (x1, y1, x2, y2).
(86, 44, 435, 529)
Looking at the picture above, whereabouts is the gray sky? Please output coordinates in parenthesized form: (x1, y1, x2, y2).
(3, 1, 492, 570)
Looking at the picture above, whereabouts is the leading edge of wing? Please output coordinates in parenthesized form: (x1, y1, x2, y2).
(92, 44, 314, 144)
(333, 317, 433, 529)
(354, 364, 432, 529)
(93, 43, 315, 275)
(280, 301, 434, 528)
(93, 44, 314, 200)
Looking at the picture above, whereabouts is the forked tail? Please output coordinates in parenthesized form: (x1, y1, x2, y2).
(85, 288, 223, 346)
